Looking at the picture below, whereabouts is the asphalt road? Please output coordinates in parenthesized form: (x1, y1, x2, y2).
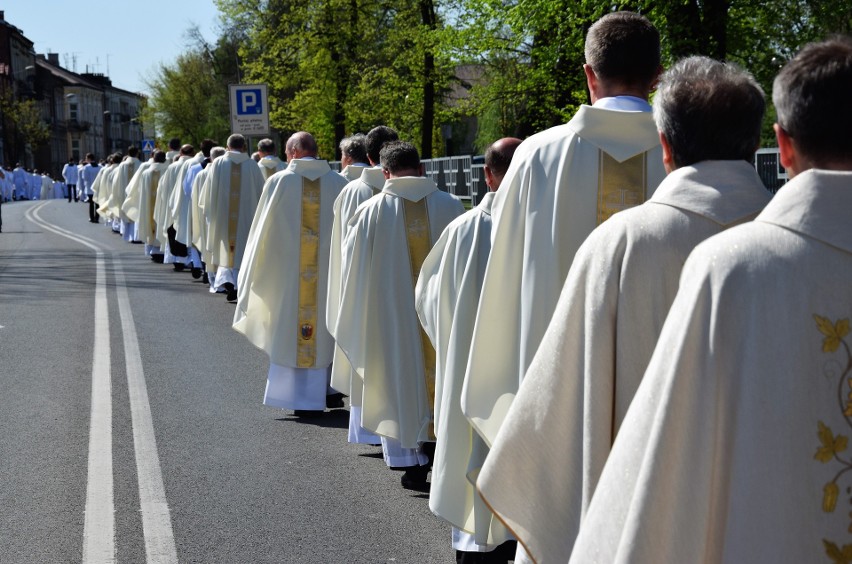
(0, 198, 455, 563)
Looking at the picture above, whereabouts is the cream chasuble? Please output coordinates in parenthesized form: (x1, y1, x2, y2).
(97, 164, 121, 217)
(203, 151, 265, 271)
(327, 166, 386, 406)
(170, 153, 205, 245)
(339, 164, 369, 182)
(190, 167, 212, 252)
(233, 158, 347, 368)
(415, 191, 512, 547)
(462, 105, 666, 448)
(126, 162, 169, 247)
(478, 160, 771, 563)
(121, 159, 153, 226)
(154, 156, 190, 243)
(335, 177, 464, 448)
(569, 169, 852, 564)
(103, 156, 140, 220)
(92, 165, 116, 215)
(258, 156, 286, 181)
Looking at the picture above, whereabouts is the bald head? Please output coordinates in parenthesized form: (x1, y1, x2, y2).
(179, 144, 195, 156)
(484, 137, 522, 191)
(286, 131, 318, 160)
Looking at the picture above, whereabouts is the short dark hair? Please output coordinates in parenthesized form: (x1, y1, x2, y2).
(153, 150, 166, 163)
(366, 126, 399, 164)
(484, 138, 522, 179)
(585, 11, 660, 90)
(257, 138, 275, 154)
(168, 137, 181, 151)
(127, 146, 139, 158)
(340, 133, 368, 163)
(180, 144, 195, 156)
(200, 139, 216, 157)
(380, 141, 420, 174)
(654, 56, 764, 168)
(773, 36, 852, 166)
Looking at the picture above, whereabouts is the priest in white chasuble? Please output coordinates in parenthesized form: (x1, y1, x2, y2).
(192, 147, 226, 284)
(415, 138, 522, 561)
(204, 133, 265, 301)
(338, 133, 371, 182)
(479, 57, 772, 564)
(462, 12, 667, 450)
(327, 126, 398, 445)
(121, 155, 154, 243)
(569, 37, 852, 564)
(233, 132, 347, 411)
(112, 147, 142, 242)
(165, 147, 205, 269)
(173, 140, 215, 277)
(92, 157, 117, 220)
(335, 141, 464, 488)
(154, 145, 194, 262)
(124, 150, 170, 257)
(256, 138, 286, 182)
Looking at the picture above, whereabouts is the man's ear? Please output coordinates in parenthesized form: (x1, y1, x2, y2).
(659, 131, 675, 174)
(774, 123, 800, 178)
(584, 64, 599, 103)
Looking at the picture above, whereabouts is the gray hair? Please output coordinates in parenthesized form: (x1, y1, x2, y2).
(210, 147, 227, 160)
(773, 36, 852, 166)
(257, 138, 275, 154)
(339, 133, 368, 163)
(227, 134, 246, 151)
(653, 56, 764, 168)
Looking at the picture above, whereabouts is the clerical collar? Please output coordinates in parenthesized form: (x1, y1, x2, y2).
(593, 96, 652, 112)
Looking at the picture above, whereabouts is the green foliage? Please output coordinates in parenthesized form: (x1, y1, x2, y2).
(0, 88, 49, 157)
(145, 0, 852, 156)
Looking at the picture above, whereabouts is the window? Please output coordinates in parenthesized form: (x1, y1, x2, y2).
(70, 103, 78, 121)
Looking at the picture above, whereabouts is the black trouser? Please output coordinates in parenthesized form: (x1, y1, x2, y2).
(167, 226, 188, 257)
(67, 184, 77, 202)
(89, 197, 98, 222)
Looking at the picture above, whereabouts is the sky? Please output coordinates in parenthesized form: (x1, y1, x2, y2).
(2, 0, 221, 95)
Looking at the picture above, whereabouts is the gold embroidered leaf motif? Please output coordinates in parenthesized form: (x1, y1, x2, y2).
(824, 482, 840, 512)
(816, 421, 849, 463)
(815, 315, 851, 353)
(824, 539, 852, 564)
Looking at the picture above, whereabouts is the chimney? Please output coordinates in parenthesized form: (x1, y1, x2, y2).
(0, 11, 5, 20)
(48, 53, 59, 66)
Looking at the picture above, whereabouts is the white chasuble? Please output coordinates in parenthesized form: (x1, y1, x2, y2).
(126, 162, 169, 248)
(339, 163, 369, 182)
(462, 105, 667, 448)
(92, 165, 116, 215)
(170, 153, 205, 245)
(233, 158, 347, 369)
(204, 151, 265, 271)
(569, 169, 852, 564)
(415, 191, 511, 547)
(154, 156, 190, 243)
(327, 166, 385, 406)
(191, 167, 212, 252)
(122, 160, 153, 225)
(104, 156, 140, 220)
(258, 156, 286, 181)
(336, 177, 464, 448)
(478, 160, 771, 563)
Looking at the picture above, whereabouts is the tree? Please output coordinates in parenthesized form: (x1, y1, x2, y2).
(0, 88, 49, 164)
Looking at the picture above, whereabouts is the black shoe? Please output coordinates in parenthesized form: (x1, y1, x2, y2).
(326, 392, 346, 409)
(222, 282, 238, 302)
(293, 409, 324, 418)
(191, 267, 202, 279)
(202, 272, 209, 284)
(151, 254, 165, 264)
(400, 465, 430, 492)
(173, 263, 186, 272)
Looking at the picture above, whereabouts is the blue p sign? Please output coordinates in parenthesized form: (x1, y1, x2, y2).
(237, 89, 262, 115)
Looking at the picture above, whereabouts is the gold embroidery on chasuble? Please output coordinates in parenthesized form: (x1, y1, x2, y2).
(596, 150, 647, 225)
(263, 166, 275, 181)
(811, 314, 852, 559)
(297, 178, 322, 368)
(227, 163, 243, 267)
(149, 170, 160, 236)
(402, 197, 437, 440)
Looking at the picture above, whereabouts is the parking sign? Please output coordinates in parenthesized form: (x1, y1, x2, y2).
(229, 84, 270, 136)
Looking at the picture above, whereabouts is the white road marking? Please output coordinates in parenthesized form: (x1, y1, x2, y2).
(29, 203, 177, 563)
(27, 203, 115, 563)
(113, 259, 178, 563)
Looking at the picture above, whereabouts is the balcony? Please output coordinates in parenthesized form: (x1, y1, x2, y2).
(65, 119, 91, 132)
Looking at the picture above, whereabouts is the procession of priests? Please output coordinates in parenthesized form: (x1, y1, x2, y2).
(11, 10, 850, 562)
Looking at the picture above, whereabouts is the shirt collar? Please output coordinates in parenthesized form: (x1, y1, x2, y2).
(593, 96, 652, 112)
